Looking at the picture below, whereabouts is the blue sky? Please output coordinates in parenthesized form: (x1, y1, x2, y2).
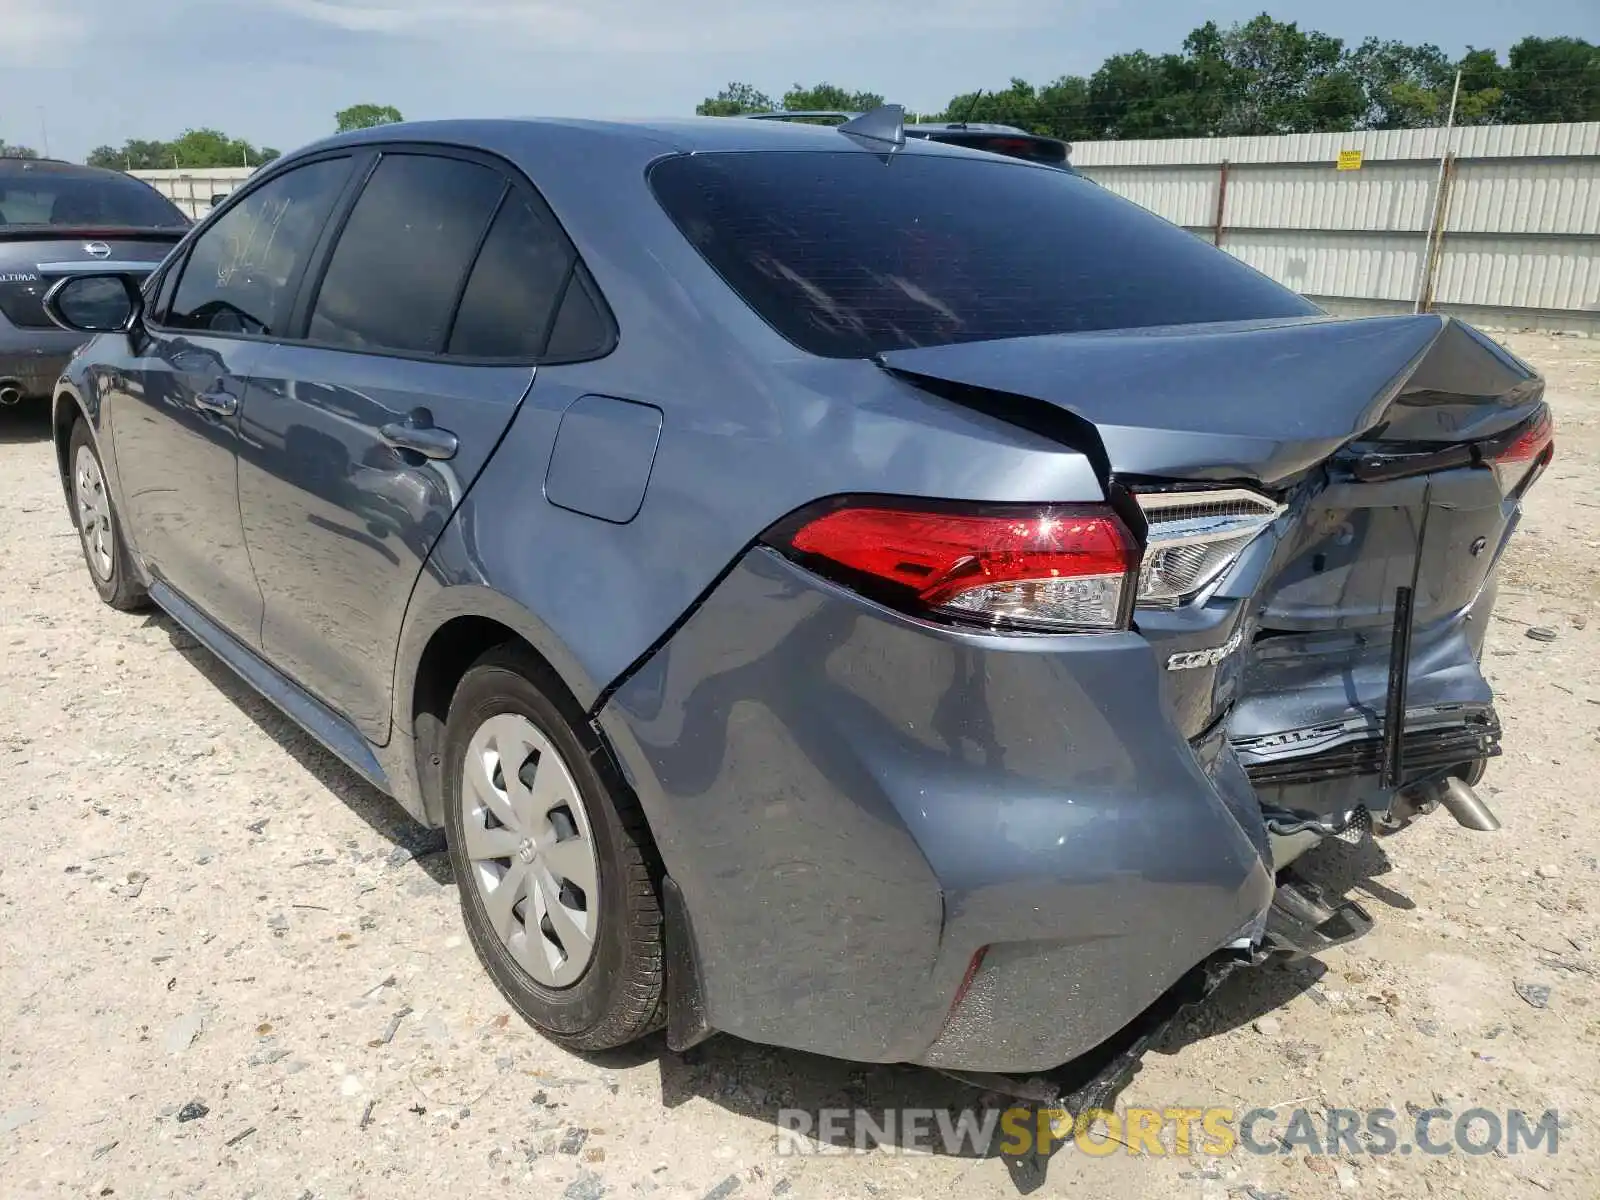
(1, 1, 1594, 162)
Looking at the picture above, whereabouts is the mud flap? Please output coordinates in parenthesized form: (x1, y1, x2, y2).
(663, 876, 714, 1052)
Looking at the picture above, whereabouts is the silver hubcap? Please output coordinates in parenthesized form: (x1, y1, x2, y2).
(461, 713, 600, 988)
(73, 444, 114, 581)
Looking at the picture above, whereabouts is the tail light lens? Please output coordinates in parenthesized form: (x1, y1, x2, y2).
(1490, 409, 1554, 495)
(766, 499, 1139, 632)
(1134, 489, 1283, 608)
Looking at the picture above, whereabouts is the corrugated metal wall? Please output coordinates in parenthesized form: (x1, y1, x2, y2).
(131, 167, 255, 219)
(1073, 122, 1600, 334)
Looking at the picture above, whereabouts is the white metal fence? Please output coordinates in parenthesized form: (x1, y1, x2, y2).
(1072, 122, 1600, 336)
(132, 167, 255, 219)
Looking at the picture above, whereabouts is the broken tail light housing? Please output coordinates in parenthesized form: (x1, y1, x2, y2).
(765, 498, 1139, 632)
(1489, 408, 1554, 496)
(1134, 488, 1284, 608)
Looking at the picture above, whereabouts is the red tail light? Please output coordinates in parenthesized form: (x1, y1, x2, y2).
(1490, 409, 1554, 495)
(767, 499, 1139, 633)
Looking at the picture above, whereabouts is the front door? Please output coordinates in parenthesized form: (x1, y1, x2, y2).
(237, 151, 575, 740)
(109, 332, 266, 639)
(111, 154, 357, 644)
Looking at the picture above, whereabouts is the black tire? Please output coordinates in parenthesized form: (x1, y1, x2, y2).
(442, 644, 665, 1050)
(65, 418, 148, 612)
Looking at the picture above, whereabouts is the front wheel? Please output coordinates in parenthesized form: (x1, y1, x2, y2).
(442, 645, 665, 1050)
(66, 418, 147, 611)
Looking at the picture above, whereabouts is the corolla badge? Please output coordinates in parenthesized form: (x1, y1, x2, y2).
(83, 242, 112, 259)
(1166, 629, 1244, 672)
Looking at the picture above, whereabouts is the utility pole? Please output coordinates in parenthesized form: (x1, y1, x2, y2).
(1414, 68, 1462, 314)
(36, 106, 49, 157)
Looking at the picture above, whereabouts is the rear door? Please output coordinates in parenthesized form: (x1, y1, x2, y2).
(237, 148, 577, 741)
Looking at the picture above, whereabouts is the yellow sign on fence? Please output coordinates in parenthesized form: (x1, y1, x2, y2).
(1337, 149, 1363, 171)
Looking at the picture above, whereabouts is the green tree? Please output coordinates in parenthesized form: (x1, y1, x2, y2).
(693, 17, 1600, 141)
(1088, 51, 1196, 139)
(1034, 76, 1095, 141)
(1346, 38, 1456, 128)
(1218, 15, 1355, 133)
(779, 83, 885, 113)
(84, 131, 274, 170)
(696, 83, 774, 116)
(0, 140, 39, 159)
(936, 79, 1047, 132)
(1500, 37, 1599, 123)
(335, 103, 404, 133)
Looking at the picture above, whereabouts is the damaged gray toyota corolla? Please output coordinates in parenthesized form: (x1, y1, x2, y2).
(50, 111, 1551, 1082)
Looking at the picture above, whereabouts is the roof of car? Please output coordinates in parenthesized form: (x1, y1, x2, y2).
(307, 115, 1029, 164)
(0, 156, 131, 179)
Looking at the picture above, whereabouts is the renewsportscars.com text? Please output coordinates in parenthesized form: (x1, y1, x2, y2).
(775, 1105, 1562, 1158)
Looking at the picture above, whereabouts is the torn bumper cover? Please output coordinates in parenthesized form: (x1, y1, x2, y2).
(1235, 702, 1501, 789)
(598, 547, 1276, 1076)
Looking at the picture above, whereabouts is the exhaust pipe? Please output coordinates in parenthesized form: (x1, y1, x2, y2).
(1436, 776, 1501, 832)
(0, 380, 23, 407)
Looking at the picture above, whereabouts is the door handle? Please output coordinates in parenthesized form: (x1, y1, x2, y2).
(380, 421, 458, 461)
(195, 389, 238, 416)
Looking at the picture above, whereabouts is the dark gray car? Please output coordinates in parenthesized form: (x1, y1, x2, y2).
(44, 114, 1550, 1079)
(0, 157, 189, 405)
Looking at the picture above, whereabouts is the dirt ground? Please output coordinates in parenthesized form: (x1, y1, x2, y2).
(2, 331, 1597, 1200)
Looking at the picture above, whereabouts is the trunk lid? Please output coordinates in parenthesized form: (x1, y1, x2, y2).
(878, 314, 1542, 487)
(881, 314, 1548, 804)
(0, 231, 179, 329)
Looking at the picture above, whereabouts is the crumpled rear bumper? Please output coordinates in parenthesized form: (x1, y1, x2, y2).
(597, 547, 1274, 1074)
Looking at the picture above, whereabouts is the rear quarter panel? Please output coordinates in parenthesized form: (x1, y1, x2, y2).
(395, 129, 1108, 723)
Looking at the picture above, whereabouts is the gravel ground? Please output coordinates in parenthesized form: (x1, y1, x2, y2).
(2, 331, 1596, 1200)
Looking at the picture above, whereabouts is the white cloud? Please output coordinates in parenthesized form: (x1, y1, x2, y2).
(269, 0, 1052, 53)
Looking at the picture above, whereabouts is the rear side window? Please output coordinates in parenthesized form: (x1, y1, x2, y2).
(544, 267, 612, 360)
(649, 151, 1317, 358)
(309, 154, 504, 354)
(447, 192, 573, 358)
(167, 157, 350, 336)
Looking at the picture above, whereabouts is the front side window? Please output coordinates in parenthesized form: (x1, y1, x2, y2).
(166, 157, 351, 336)
(308, 154, 504, 354)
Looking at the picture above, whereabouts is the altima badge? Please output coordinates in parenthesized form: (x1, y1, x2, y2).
(1167, 629, 1244, 671)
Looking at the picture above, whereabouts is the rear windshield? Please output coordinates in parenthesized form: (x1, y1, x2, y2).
(649, 151, 1317, 358)
(0, 167, 188, 229)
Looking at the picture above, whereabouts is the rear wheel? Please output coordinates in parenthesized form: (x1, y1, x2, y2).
(442, 645, 664, 1049)
(67, 419, 147, 611)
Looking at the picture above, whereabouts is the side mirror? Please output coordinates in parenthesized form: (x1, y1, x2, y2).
(41, 273, 145, 334)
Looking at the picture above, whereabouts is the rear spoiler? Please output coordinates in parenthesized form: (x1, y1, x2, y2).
(909, 127, 1071, 167)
